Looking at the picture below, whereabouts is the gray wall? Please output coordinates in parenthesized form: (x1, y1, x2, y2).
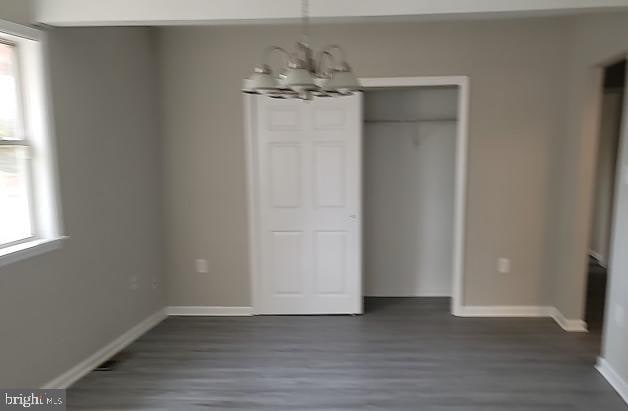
(544, 12, 628, 385)
(549, 13, 628, 322)
(0, 10, 626, 391)
(0, 0, 34, 26)
(159, 18, 570, 308)
(0, 27, 165, 387)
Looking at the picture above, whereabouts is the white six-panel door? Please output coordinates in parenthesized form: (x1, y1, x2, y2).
(250, 94, 362, 314)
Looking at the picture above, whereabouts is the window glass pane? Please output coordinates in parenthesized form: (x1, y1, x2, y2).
(0, 146, 33, 245)
(0, 43, 20, 140)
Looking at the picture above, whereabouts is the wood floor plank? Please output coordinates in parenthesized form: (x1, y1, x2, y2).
(68, 298, 628, 410)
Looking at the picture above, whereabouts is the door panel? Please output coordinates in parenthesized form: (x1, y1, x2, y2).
(313, 107, 346, 130)
(268, 143, 301, 208)
(268, 107, 300, 131)
(314, 231, 348, 294)
(254, 94, 362, 314)
(313, 143, 346, 208)
(270, 231, 304, 295)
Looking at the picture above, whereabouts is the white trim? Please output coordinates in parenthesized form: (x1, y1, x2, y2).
(244, 76, 470, 317)
(457, 305, 553, 317)
(589, 250, 607, 267)
(356, 92, 365, 315)
(548, 307, 588, 332)
(0, 25, 65, 261)
(35, 30, 65, 240)
(36, 1, 628, 27)
(597, 357, 628, 405)
(360, 76, 469, 317)
(453, 77, 469, 317)
(244, 95, 261, 314)
(365, 292, 453, 298)
(41, 309, 167, 389)
(0, 237, 67, 268)
(360, 76, 469, 89)
(457, 305, 588, 332)
(0, 19, 40, 41)
(166, 306, 254, 316)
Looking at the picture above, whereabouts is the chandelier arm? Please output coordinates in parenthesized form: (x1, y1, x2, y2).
(319, 44, 347, 65)
(301, 0, 310, 45)
(315, 50, 336, 77)
(261, 46, 290, 68)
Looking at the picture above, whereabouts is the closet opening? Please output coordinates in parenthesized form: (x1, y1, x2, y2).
(246, 77, 469, 316)
(363, 85, 461, 313)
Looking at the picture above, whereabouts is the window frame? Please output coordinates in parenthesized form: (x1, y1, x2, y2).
(0, 39, 38, 248)
(0, 19, 65, 267)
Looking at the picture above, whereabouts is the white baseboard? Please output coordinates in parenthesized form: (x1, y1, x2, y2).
(457, 305, 587, 332)
(40, 306, 251, 389)
(597, 357, 628, 405)
(589, 250, 607, 267)
(548, 307, 588, 332)
(38, 303, 589, 389)
(42, 309, 167, 389)
(365, 292, 452, 297)
(166, 306, 253, 316)
(457, 305, 553, 317)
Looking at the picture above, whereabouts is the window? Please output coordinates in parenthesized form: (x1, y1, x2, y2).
(0, 41, 35, 247)
(0, 22, 63, 265)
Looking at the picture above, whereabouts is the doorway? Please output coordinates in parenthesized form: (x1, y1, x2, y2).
(360, 77, 469, 316)
(245, 77, 469, 316)
(587, 59, 626, 336)
(364, 87, 458, 300)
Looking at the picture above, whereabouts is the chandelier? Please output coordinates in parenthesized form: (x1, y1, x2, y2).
(242, 0, 361, 100)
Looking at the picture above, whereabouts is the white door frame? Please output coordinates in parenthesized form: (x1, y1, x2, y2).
(245, 75, 470, 316)
(361, 76, 469, 316)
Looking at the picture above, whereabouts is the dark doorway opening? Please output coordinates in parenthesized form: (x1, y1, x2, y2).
(586, 59, 626, 338)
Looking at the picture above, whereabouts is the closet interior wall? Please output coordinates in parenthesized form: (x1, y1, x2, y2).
(364, 87, 459, 297)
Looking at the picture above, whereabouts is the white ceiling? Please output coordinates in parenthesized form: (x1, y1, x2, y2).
(34, 0, 628, 26)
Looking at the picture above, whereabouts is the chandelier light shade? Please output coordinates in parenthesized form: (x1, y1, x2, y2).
(322, 62, 361, 94)
(242, 0, 361, 100)
(247, 65, 280, 94)
(283, 60, 317, 92)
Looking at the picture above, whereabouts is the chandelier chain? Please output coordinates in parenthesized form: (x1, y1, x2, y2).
(302, 0, 309, 45)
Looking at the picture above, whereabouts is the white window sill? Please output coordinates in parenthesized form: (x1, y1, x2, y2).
(0, 237, 68, 268)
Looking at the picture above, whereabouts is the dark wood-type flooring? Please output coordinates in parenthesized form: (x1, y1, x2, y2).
(68, 297, 627, 410)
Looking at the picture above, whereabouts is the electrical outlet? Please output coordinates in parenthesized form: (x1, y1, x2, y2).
(151, 276, 160, 290)
(195, 259, 209, 274)
(129, 275, 139, 290)
(497, 258, 511, 274)
(615, 305, 625, 328)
